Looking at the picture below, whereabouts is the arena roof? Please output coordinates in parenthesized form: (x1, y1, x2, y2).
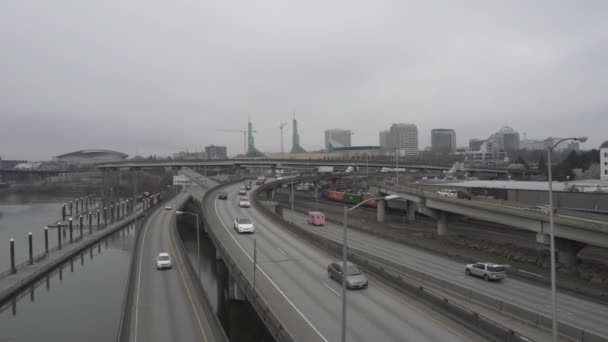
(56, 149, 128, 159)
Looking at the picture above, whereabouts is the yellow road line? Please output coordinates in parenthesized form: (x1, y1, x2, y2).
(168, 219, 209, 342)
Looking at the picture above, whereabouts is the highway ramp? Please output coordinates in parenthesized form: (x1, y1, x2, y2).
(125, 190, 226, 342)
(196, 180, 485, 342)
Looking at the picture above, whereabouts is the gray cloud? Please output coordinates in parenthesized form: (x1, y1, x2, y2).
(1, 0, 607, 160)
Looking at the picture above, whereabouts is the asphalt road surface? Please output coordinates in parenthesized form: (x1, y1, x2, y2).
(281, 209, 608, 339)
(128, 190, 223, 342)
(197, 180, 485, 342)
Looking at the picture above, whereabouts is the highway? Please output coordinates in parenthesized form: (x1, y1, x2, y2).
(127, 189, 224, 342)
(280, 209, 608, 339)
(192, 177, 486, 342)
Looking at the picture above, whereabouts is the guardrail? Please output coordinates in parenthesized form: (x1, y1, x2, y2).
(254, 177, 608, 342)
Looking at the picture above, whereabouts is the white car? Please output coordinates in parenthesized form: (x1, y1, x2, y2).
(436, 189, 458, 198)
(233, 217, 255, 233)
(164, 206, 172, 210)
(156, 252, 172, 270)
(238, 197, 251, 208)
(238, 187, 247, 195)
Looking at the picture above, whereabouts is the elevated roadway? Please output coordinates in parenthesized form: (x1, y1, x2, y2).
(190, 174, 485, 342)
(97, 158, 530, 176)
(125, 189, 225, 342)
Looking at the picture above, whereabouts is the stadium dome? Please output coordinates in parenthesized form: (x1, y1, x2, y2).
(600, 141, 608, 149)
(55, 149, 128, 164)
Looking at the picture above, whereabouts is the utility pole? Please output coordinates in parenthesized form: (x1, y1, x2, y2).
(279, 122, 287, 154)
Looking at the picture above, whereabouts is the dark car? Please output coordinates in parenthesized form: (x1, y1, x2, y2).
(327, 261, 368, 289)
(457, 191, 472, 200)
(218, 192, 228, 200)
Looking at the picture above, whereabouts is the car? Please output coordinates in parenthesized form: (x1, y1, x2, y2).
(218, 192, 228, 200)
(238, 197, 251, 208)
(233, 217, 255, 233)
(238, 187, 247, 195)
(156, 252, 172, 270)
(523, 205, 556, 214)
(456, 191, 472, 200)
(436, 189, 458, 198)
(465, 262, 506, 281)
(327, 261, 368, 289)
(164, 206, 172, 210)
(245, 182, 252, 190)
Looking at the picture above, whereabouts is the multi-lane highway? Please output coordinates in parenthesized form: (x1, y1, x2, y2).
(126, 189, 225, 342)
(280, 207, 608, 339)
(191, 176, 486, 342)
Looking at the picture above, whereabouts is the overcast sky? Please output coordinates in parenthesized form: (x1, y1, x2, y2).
(1, 1, 607, 160)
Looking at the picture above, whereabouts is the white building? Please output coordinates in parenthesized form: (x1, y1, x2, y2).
(389, 123, 418, 156)
(601, 141, 608, 182)
(325, 129, 352, 151)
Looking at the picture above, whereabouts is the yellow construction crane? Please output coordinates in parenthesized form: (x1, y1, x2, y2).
(217, 128, 257, 155)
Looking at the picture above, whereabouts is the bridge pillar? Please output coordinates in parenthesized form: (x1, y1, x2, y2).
(437, 211, 448, 236)
(228, 274, 246, 301)
(377, 198, 386, 223)
(556, 237, 586, 271)
(215, 249, 222, 261)
(271, 164, 277, 177)
(406, 201, 417, 222)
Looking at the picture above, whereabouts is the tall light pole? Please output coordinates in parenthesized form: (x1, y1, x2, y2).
(341, 194, 398, 342)
(395, 147, 399, 186)
(546, 136, 587, 341)
(279, 122, 287, 154)
(176, 210, 201, 279)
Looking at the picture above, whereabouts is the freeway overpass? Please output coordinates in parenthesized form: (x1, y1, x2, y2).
(97, 158, 533, 177)
(370, 182, 608, 269)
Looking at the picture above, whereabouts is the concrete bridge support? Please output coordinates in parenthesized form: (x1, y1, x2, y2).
(437, 211, 448, 236)
(228, 274, 246, 301)
(406, 201, 417, 222)
(556, 237, 586, 270)
(377, 198, 386, 223)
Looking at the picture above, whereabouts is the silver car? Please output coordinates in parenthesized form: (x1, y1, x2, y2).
(465, 262, 506, 281)
(327, 261, 368, 289)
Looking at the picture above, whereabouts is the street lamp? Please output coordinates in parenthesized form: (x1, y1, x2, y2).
(341, 194, 398, 342)
(175, 210, 201, 279)
(546, 136, 587, 341)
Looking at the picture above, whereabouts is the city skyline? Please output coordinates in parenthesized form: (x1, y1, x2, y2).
(1, 1, 606, 159)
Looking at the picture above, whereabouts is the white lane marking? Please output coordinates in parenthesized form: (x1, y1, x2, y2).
(323, 282, 341, 297)
(134, 209, 156, 342)
(276, 247, 287, 255)
(214, 195, 329, 342)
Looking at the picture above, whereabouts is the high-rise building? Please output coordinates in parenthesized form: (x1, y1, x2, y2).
(389, 123, 418, 156)
(205, 145, 227, 159)
(469, 139, 485, 151)
(490, 126, 520, 152)
(431, 129, 456, 153)
(520, 139, 546, 150)
(379, 130, 390, 150)
(290, 116, 306, 153)
(601, 141, 608, 182)
(325, 129, 352, 151)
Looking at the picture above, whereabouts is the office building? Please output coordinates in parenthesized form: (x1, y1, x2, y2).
(469, 139, 485, 151)
(601, 141, 608, 181)
(379, 130, 390, 150)
(205, 145, 227, 159)
(431, 129, 456, 153)
(520, 139, 546, 150)
(389, 123, 418, 156)
(325, 129, 352, 151)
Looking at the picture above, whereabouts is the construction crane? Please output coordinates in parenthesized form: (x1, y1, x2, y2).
(278, 121, 287, 154)
(217, 128, 257, 155)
